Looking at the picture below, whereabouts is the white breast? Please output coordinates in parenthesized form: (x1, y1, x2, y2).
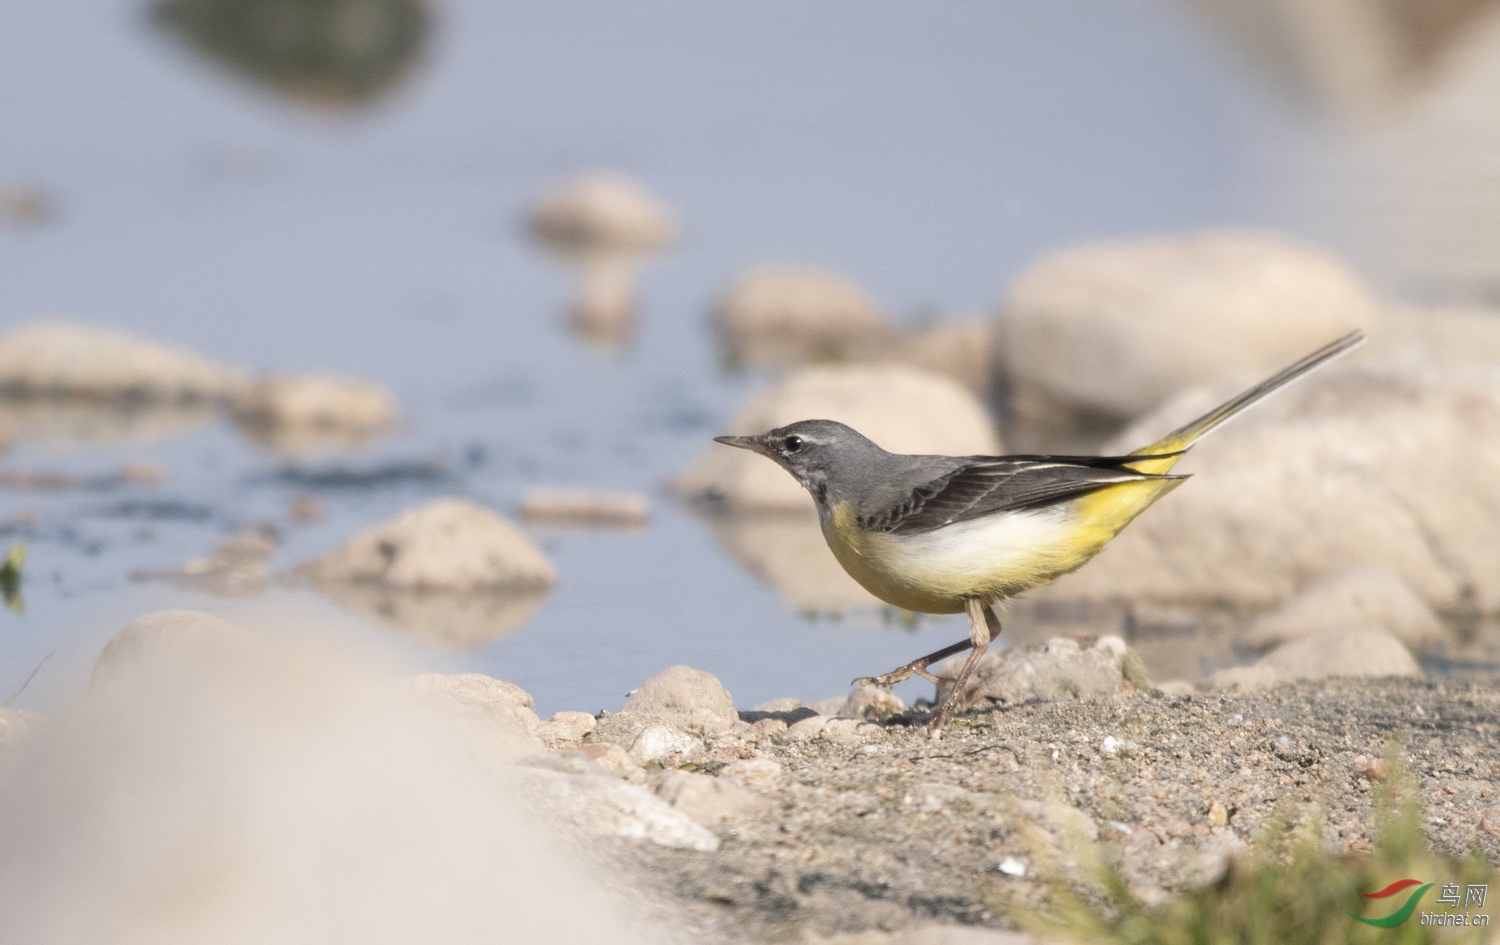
(869, 506, 1075, 601)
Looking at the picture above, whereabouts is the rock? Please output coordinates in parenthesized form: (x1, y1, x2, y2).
(1210, 629, 1421, 691)
(91, 610, 249, 686)
(1351, 754, 1388, 781)
(819, 717, 878, 745)
(746, 718, 788, 737)
(675, 364, 1001, 511)
(1207, 800, 1229, 826)
(529, 172, 675, 258)
(1156, 680, 1197, 696)
(232, 374, 398, 453)
(834, 685, 907, 721)
(304, 498, 556, 592)
(575, 743, 646, 783)
(1260, 628, 1422, 682)
(935, 636, 1151, 707)
(713, 265, 897, 369)
(718, 757, 786, 791)
(750, 697, 804, 713)
(399, 673, 541, 735)
(1242, 568, 1448, 651)
(1045, 366, 1500, 610)
(1370, 305, 1500, 368)
(628, 724, 703, 765)
(535, 711, 596, 750)
(518, 489, 649, 528)
(995, 231, 1375, 427)
(884, 319, 995, 395)
(0, 321, 248, 402)
(620, 665, 737, 734)
(786, 715, 830, 740)
(513, 766, 718, 852)
(529, 173, 676, 347)
(655, 769, 774, 826)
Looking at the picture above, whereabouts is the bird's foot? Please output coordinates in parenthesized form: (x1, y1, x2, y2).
(852, 664, 942, 689)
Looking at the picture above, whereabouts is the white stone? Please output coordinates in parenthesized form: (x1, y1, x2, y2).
(535, 711, 596, 750)
(400, 673, 541, 734)
(627, 724, 703, 765)
(998, 856, 1027, 877)
(514, 767, 718, 852)
(935, 636, 1151, 707)
(675, 364, 1001, 511)
(655, 770, 774, 826)
(529, 172, 676, 257)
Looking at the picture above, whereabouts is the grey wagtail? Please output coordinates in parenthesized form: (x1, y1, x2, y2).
(714, 329, 1366, 727)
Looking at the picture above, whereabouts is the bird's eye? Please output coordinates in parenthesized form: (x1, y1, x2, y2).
(784, 435, 804, 453)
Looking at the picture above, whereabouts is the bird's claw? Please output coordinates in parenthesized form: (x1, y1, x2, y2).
(851, 671, 908, 689)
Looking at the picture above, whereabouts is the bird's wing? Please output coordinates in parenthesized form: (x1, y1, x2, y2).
(860, 455, 1185, 535)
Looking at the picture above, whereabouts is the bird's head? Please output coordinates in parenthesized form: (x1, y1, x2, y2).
(713, 419, 882, 502)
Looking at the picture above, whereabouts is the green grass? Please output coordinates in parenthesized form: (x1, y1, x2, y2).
(1008, 747, 1494, 945)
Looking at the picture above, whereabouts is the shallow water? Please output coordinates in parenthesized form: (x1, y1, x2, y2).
(2, 0, 1497, 715)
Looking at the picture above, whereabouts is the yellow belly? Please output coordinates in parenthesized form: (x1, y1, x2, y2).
(821, 477, 1181, 614)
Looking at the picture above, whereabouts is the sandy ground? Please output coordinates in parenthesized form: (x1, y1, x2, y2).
(610, 672, 1500, 943)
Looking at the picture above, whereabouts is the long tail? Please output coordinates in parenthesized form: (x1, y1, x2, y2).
(1127, 329, 1366, 475)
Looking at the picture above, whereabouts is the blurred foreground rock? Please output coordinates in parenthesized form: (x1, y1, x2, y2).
(90, 609, 251, 686)
(232, 373, 398, 454)
(1210, 628, 1422, 691)
(0, 321, 248, 402)
(934, 635, 1150, 708)
(302, 499, 555, 648)
(675, 364, 1000, 511)
(995, 231, 1375, 429)
(1044, 365, 1500, 611)
(714, 265, 897, 369)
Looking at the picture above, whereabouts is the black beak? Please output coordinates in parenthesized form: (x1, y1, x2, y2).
(713, 434, 765, 453)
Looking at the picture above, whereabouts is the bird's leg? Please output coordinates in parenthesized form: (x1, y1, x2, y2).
(927, 598, 998, 729)
(852, 638, 974, 688)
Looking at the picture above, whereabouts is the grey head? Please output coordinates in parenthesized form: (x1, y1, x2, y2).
(713, 419, 921, 511)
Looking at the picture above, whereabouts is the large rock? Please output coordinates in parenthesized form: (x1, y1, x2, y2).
(512, 764, 718, 851)
(995, 231, 1376, 427)
(714, 265, 897, 369)
(1211, 628, 1421, 690)
(698, 511, 880, 611)
(232, 373, 398, 453)
(1043, 365, 1500, 611)
(884, 319, 995, 394)
(0, 321, 248, 402)
(934, 636, 1150, 708)
(304, 499, 556, 592)
(655, 769, 774, 827)
(1242, 567, 1448, 651)
(1369, 306, 1500, 368)
(675, 364, 1001, 511)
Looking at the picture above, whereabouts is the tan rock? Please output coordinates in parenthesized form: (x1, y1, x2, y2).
(232, 374, 397, 454)
(714, 265, 896, 369)
(535, 711, 596, 750)
(0, 321, 248, 402)
(676, 364, 1000, 511)
(528, 172, 675, 258)
(1242, 568, 1448, 651)
(1045, 366, 1500, 610)
(621, 665, 737, 734)
(935, 635, 1150, 707)
(1211, 628, 1420, 691)
(696, 510, 879, 611)
(305, 498, 555, 592)
(996, 231, 1375, 426)
(885, 319, 994, 394)
(656, 769, 774, 826)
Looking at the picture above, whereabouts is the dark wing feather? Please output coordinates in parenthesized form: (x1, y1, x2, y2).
(860, 454, 1185, 535)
